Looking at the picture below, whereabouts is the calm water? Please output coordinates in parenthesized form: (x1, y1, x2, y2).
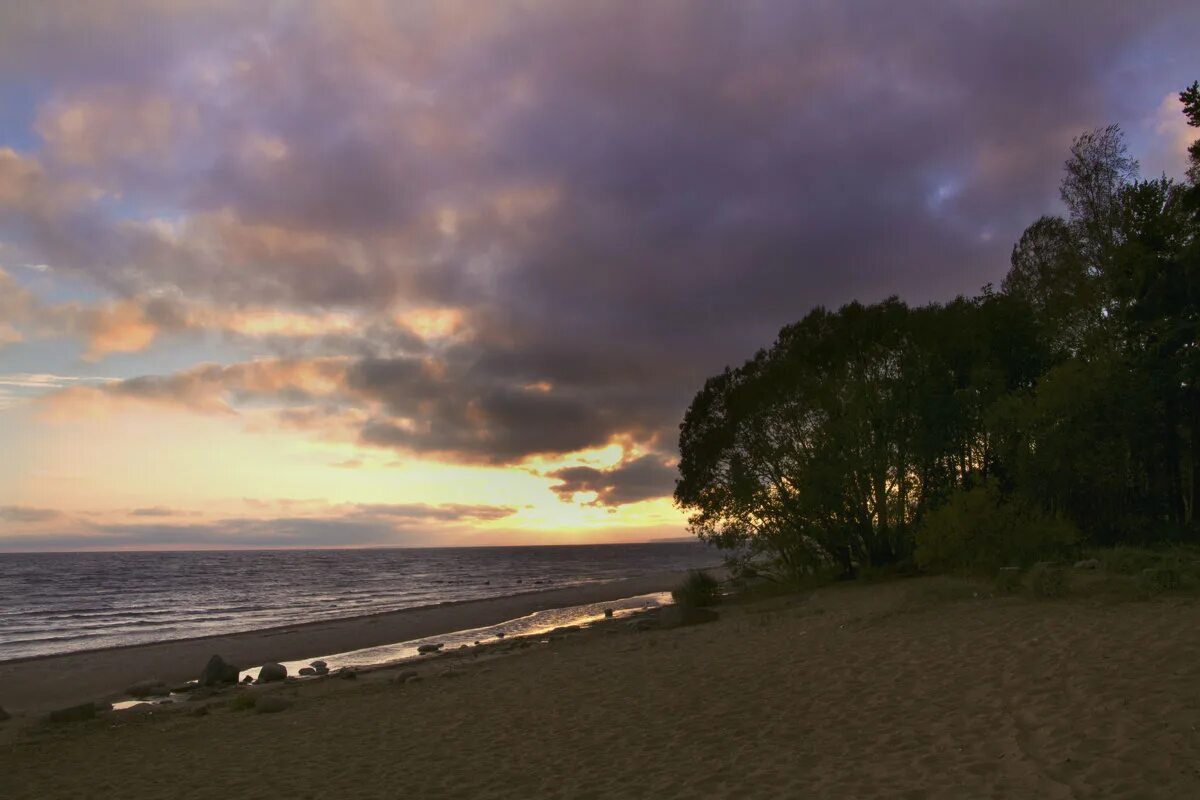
(0, 542, 716, 661)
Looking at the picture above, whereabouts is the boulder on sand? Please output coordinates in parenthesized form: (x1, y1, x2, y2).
(299, 667, 316, 676)
(199, 654, 240, 686)
(256, 662, 287, 684)
(417, 643, 444, 654)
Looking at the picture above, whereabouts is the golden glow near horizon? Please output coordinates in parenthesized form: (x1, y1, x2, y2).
(0, 397, 686, 549)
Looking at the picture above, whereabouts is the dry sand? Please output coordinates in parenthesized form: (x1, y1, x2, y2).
(4, 576, 1200, 799)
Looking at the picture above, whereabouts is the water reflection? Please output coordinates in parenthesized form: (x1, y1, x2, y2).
(113, 591, 669, 710)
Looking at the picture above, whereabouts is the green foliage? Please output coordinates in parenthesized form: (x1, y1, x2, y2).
(914, 482, 1079, 572)
(1138, 567, 1182, 596)
(671, 570, 721, 608)
(994, 567, 1022, 594)
(1181, 81, 1200, 184)
(1029, 563, 1070, 599)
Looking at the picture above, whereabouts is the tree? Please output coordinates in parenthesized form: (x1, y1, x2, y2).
(677, 81, 1200, 576)
(1181, 81, 1200, 186)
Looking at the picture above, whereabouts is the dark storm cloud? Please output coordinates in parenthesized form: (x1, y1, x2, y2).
(548, 455, 678, 508)
(11, 1, 1200, 474)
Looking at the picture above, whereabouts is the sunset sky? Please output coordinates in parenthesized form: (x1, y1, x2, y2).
(1, 1, 1198, 550)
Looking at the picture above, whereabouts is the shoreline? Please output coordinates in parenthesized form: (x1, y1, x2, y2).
(0, 566, 719, 713)
(6, 576, 1200, 798)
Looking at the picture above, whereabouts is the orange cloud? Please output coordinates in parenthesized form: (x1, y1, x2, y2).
(42, 357, 353, 418)
(36, 87, 197, 168)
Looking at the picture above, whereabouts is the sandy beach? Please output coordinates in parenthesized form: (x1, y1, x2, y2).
(4, 575, 1200, 799)
(0, 569, 708, 715)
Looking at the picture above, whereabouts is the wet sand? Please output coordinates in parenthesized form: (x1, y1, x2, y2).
(0, 569, 707, 714)
(4, 576, 1200, 799)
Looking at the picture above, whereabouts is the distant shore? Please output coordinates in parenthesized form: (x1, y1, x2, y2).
(0, 567, 718, 713)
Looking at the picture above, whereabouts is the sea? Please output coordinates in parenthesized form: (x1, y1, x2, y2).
(0, 542, 717, 662)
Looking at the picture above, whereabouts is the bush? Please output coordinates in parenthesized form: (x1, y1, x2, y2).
(915, 481, 1079, 573)
(671, 570, 721, 608)
(1136, 567, 1182, 598)
(994, 567, 1023, 594)
(1099, 546, 1163, 576)
(1029, 563, 1069, 598)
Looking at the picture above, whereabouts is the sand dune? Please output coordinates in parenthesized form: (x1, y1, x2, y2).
(4, 577, 1200, 799)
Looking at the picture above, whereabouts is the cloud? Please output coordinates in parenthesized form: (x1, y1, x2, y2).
(5, 1, 1200, 475)
(0, 506, 62, 523)
(36, 87, 197, 171)
(44, 357, 351, 416)
(348, 503, 517, 522)
(0, 503, 516, 550)
(548, 455, 678, 508)
(129, 506, 186, 517)
(15, 517, 413, 550)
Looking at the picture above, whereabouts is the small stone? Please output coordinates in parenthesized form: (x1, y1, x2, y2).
(255, 696, 292, 714)
(256, 663, 287, 684)
(0, 706, 10, 722)
(241, 675, 255, 684)
(495, 632, 506, 638)
(338, 668, 358, 680)
(299, 667, 316, 676)
(417, 643, 444, 654)
(310, 660, 328, 670)
(604, 608, 614, 618)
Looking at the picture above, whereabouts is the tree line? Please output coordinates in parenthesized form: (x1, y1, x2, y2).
(675, 82, 1200, 576)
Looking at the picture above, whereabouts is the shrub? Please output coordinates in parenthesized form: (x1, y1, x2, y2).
(915, 481, 1079, 573)
(1029, 562, 1069, 598)
(994, 567, 1023, 594)
(1099, 546, 1162, 576)
(671, 570, 721, 608)
(1136, 567, 1182, 598)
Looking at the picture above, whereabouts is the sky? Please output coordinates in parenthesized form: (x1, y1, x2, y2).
(1, 1, 1198, 551)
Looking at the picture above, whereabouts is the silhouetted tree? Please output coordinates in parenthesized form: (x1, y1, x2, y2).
(677, 82, 1200, 575)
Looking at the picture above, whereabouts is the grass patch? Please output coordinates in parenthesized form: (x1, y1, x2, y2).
(671, 570, 721, 608)
(1029, 562, 1070, 599)
(228, 694, 257, 712)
